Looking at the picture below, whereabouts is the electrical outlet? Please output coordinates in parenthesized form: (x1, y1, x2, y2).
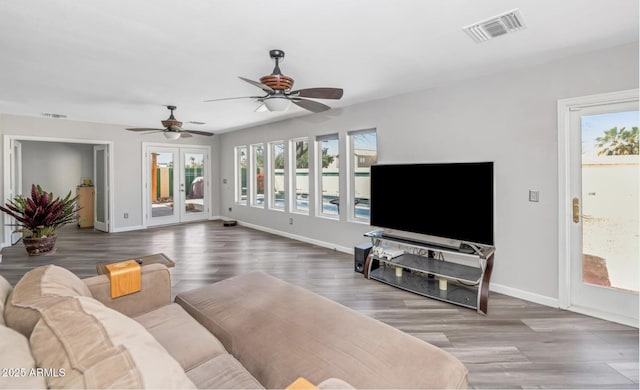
(289, 218, 293, 225)
(228, 207, 232, 212)
(223, 178, 228, 184)
(529, 190, 539, 202)
(124, 212, 129, 219)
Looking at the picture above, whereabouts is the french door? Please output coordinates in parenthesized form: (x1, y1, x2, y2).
(146, 145, 210, 227)
(9, 139, 22, 244)
(558, 90, 639, 327)
(93, 145, 109, 232)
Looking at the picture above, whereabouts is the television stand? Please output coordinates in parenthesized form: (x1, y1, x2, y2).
(363, 230, 495, 314)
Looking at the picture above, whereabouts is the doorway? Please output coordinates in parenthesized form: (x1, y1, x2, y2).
(144, 144, 210, 227)
(3, 136, 114, 247)
(558, 89, 639, 327)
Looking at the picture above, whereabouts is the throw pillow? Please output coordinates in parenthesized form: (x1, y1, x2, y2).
(4, 265, 92, 337)
(30, 296, 196, 389)
(0, 275, 12, 326)
(0, 325, 47, 389)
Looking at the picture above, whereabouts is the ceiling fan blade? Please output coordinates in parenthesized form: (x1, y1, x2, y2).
(291, 98, 332, 113)
(204, 95, 266, 102)
(179, 132, 193, 138)
(183, 130, 214, 136)
(290, 88, 343, 100)
(239, 76, 274, 93)
(126, 128, 163, 132)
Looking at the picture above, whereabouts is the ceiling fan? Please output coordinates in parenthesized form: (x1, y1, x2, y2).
(205, 49, 343, 113)
(126, 106, 214, 139)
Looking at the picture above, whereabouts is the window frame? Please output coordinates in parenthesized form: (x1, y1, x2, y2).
(269, 140, 286, 211)
(348, 128, 377, 223)
(234, 146, 248, 205)
(315, 133, 340, 219)
(250, 143, 265, 208)
(289, 137, 310, 215)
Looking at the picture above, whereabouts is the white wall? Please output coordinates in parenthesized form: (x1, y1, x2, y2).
(0, 116, 218, 234)
(218, 42, 639, 303)
(20, 141, 93, 197)
(0, 42, 636, 304)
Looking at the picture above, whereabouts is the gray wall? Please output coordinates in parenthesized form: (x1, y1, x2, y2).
(217, 42, 639, 303)
(20, 141, 93, 197)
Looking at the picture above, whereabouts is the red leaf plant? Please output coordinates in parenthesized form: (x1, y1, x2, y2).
(0, 184, 79, 238)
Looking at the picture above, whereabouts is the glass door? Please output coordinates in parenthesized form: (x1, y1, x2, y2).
(148, 147, 180, 226)
(179, 149, 208, 222)
(568, 98, 638, 325)
(93, 145, 109, 232)
(147, 145, 209, 227)
(9, 140, 22, 244)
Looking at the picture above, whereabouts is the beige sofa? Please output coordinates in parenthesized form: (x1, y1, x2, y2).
(0, 264, 468, 389)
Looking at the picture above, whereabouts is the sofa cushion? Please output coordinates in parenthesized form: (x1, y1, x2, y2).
(4, 265, 92, 336)
(186, 354, 264, 389)
(0, 325, 47, 389)
(134, 303, 228, 371)
(176, 271, 468, 389)
(30, 296, 196, 389)
(0, 275, 12, 326)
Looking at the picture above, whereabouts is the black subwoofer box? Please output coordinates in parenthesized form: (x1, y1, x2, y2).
(354, 242, 373, 273)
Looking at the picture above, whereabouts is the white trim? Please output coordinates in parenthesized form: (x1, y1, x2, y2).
(142, 142, 212, 228)
(566, 304, 639, 328)
(490, 283, 559, 308)
(111, 225, 145, 233)
(236, 220, 353, 254)
(3, 135, 115, 246)
(557, 88, 639, 316)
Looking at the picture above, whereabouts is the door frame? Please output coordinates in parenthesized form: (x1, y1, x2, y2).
(2, 135, 115, 247)
(557, 88, 639, 326)
(142, 142, 211, 228)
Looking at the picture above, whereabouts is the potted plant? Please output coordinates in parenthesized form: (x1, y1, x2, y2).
(0, 184, 79, 255)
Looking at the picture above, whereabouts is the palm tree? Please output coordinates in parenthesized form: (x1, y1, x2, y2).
(595, 126, 639, 156)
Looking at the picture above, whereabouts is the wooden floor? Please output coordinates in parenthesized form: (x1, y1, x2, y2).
(1, 221, 638, 389)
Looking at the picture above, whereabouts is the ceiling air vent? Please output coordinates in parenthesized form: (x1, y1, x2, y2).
(463, 9, 526, 43)
(41, 112, 67, 119)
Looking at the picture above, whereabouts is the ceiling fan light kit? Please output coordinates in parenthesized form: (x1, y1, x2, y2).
(205, 49, 343, 114)
(164, 132, 181, 140)
(264, 96, 292, 112)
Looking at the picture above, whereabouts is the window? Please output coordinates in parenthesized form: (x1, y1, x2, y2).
(349, 129, 377, 222)
(235, 146, 247, 205)
(270, 141, 285, 210)
(251, 144, 264, 207)
(316, 134, 340, 217)
(291, 138, 309, 214)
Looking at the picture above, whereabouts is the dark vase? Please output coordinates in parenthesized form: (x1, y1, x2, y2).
(22, 235, 57, 256)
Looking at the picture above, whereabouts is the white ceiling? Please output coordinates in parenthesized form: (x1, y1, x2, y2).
(0, 0, 638, 134)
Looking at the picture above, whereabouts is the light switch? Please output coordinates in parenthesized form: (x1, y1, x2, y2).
(529, 190, 540, 202)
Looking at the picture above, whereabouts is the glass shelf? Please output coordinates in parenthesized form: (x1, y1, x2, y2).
(369, 267, 478, 310)
(373, 253, 482, 284)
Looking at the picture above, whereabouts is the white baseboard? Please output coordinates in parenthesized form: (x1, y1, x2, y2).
(111, 225, 145, 233)
(237, 221, 353, 255)
(490, 282, 559, 308)
(236, 220, 563, 308)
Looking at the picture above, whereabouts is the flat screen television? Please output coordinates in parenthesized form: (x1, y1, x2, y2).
(370, 162, 494, 247)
